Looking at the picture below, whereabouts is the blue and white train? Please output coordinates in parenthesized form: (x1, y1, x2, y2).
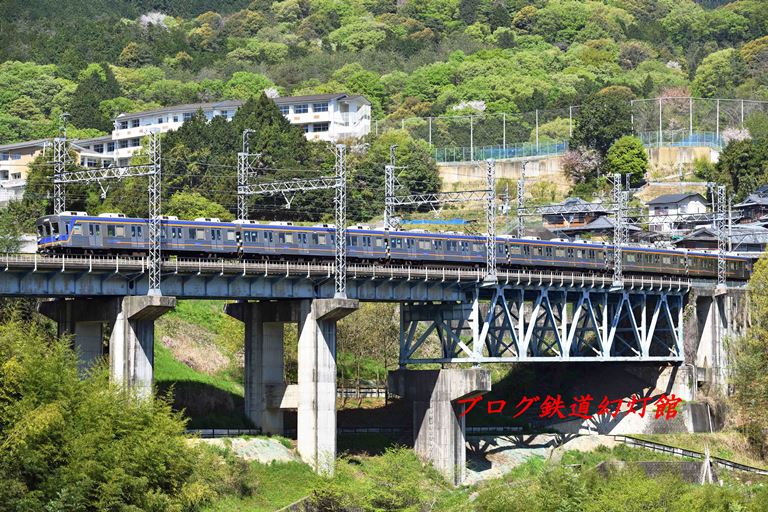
(35, 212, 753, 280)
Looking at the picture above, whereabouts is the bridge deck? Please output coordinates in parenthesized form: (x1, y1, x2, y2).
(0, 254, 699, 300)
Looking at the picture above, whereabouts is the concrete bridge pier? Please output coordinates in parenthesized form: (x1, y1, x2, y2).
(388, 368, 492, 485)
(38, 296, 176, 397)
(226, 298, 358, 475)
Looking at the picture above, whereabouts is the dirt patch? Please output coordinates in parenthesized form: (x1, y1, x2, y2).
(189, 437, 298, 464)
(160, 319, 230, 374)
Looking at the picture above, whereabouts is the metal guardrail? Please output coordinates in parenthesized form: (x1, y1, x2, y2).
(337, 387, 386, 398)
(0, 254, 694, 291)
(613, 435, 768, 475)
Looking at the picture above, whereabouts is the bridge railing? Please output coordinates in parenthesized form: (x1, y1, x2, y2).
(0, 253, 694, 290)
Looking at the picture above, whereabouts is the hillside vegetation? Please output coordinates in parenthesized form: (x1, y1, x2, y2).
(2, 0, 768, 144)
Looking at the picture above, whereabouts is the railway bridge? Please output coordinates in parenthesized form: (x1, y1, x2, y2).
(3, 254, 747, 484)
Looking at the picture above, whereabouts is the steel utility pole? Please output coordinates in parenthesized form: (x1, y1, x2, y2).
(486, 159, 497, 281)
(237, 129, 258, 220)
(517, 160, 527, 239)
(54, 130, 163, 294)
(238, 145, 349, 298)
(716, 185, 726, 287)
(612, 174, 628, 286)
(52, 112, 70, 214)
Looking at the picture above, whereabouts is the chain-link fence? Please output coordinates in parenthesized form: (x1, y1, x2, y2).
(375, 98, 768, 163)
(632, 97, 768, 148)
(374, 107, 578, 163)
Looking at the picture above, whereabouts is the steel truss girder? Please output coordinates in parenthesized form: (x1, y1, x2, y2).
(399, 286, 685, 364)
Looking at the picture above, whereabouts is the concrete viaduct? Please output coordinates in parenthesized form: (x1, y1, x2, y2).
(0, 254, 747, 484)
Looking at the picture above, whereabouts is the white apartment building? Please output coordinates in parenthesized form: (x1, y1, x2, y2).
(110, 94, 371, 164)
(0, 93, 371, 202)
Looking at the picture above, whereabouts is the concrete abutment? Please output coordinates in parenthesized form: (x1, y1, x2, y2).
(388, 368, 492, 485)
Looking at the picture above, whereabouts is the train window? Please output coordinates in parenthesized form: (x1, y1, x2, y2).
(64, 224, 70, 235)
(94, 224, 100, 236)
(374, 237, 382, 247)
(546, 247, 553, 257)
(88, 225, 94, 236)
(536, 247, 543, 256)
(393, 238, 403, 248)
(566, 248, 574, 258)
(227, 230, 235, 241)
(52, 223, 59, 235)
(419, 240, 430, 250)
(131, 226, 137, 237)
(72, 225, 81, 235)
(349, 236, 357, 246)
(108, 225, 115, 237)
(662, 256, 671, 265)
(626, 254, 636, 262)
(318, 234, 326, 244)
(115, 226, 125, 237)
(365, 236, 371, 247)
(311, 234, 318, 244)
(510, 245, 521, 255)
(279, 233, 286, 243)
(461, 242, 469, 251)
(555, 248, 565, 258)
(188, 228, 196, 240)
(267, 232, 273, 243)
(576, 249, 583, 258)
(285, 233, 293, 243)
(137, 226, 142, 238)
(588, 250, 595, 259)
(196, 229, 205, 240)
(472, 243, 482, 252)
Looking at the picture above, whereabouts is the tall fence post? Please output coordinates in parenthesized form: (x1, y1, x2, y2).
(535, 109, 540, 152)
(689, 97, 693, 138)
(716, 99, 720, 144)
(470, 115, 474, 162)
(502, 113, 506, 152)
(658, 97, 663, 147)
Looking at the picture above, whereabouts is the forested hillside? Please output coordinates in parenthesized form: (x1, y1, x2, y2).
(2, 0, 767, 144)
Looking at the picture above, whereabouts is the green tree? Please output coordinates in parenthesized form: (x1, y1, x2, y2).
(713, 138, 768, 200)
(0, 319, 260, 510)
(571, 87, 634, 157)
(165, 191, 233, 221)
(604, 136, 647, 186)
(732, 253, 768, 456)
(69, 63, 121, 132)
(692, 48, 746, 98)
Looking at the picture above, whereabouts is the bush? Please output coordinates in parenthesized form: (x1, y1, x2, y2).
(0, 319, 255, 511)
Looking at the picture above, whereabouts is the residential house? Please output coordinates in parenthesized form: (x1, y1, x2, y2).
(0, 139, 50, 205)
(733, 185, 768, 223)
(647, 193, 708, 233)
(540, 197, 610, 230)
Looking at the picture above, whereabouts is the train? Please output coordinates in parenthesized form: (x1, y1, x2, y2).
(34, 211, 753, 280)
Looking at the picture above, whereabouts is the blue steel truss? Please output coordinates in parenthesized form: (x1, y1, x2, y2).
(399, 283, 686, 364)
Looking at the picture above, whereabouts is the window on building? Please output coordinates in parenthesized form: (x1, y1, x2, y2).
(313, 122, 329, 132)
(94, 144, 104, 153)
(131, 119, 140, 128)
(303, 124, 310, 133)
(157, 117, 163, 124)
(294, 104, 308, 114)
(313, 102, 328, 112)
(11, 153, 20, 160)
(183, 112, 192, 121)
(118, 121, 128, 130)
(279, 105, 289, 115)
(173, 115, 179, 122)
(107, 142, 115, 152)
(221, 110, 228, 118)
(11, 172, 20, 179)
(118, 140, 129, 149)
(131, 138, 141, 147)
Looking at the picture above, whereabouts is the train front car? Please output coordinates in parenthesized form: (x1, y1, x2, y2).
(36, 211, 92, 254)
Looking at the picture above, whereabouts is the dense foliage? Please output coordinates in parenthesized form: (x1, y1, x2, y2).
(0, 317, 261, 511)
(731, 254, 768, 457)
(2, 0, 768, 146)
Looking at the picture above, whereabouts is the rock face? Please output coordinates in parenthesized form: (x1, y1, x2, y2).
(190, 437, 298, 464)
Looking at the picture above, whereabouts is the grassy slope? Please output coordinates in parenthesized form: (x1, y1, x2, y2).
(634, 432, 767, 469)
